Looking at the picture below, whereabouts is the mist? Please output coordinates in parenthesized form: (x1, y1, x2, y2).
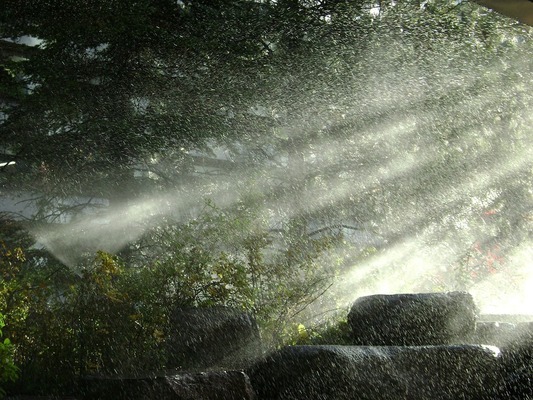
(0, 1, 523, 326)
(30, 39, 532, 319)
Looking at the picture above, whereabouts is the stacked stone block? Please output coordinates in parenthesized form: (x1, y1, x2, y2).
(77, 293, 532, 399)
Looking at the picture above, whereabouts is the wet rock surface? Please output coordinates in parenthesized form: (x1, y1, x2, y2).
(247, 345, 407, 399)
(481, 321, 533, 399)
(80, 370, 255, 400)
(20, 294, 533, 399)
(347, 292, 478, 345)
(246, 344, 501, 400)
(167, 306, 262, 370)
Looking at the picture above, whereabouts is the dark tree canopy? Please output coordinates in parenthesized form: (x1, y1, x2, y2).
(0, 0, 531, 267)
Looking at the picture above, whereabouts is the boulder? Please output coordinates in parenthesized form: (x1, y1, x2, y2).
(495, 364, 533, 400)
(489, 322, 533, 399)
(81, 370, 255, 400)
(347, 292, 477, 345)
(247, 344, 501, 400)
(473, 321, 518, 348)
(167, 306, 262, 370)
(247, 345, 406, 400)
(392, 344, 501, 399)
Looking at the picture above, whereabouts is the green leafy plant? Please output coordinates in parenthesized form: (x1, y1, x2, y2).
(135, 199, 344, 348)
(0, 313, 18, 399)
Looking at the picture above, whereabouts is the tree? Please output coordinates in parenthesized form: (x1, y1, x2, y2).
(0, 1, 284, 199)
(1, 0, 532, 322)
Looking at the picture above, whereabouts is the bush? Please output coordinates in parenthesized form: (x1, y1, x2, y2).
(0, 201, 344, 394)
(0, 314, 18, 399)
(135, 200, 343, 347)
(0, 241, 78, 394)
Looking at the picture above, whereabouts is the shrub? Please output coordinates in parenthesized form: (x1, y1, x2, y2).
(135, 200, 343, 347)
(0, 201, 344, 394)
(0, 315, 18, 399)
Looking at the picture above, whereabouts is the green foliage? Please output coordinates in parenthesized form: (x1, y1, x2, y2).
(0, 242, 30, 339)
(0, 244, 167, 393)
(0, 200, 345, 394)
(0, 241, 77, 394)
(0, 313, 19, 399)
(0, 244, 23, 398)
(301, 318, 354, 346)
(137, 199, 343, 346)
(282, 314, 353, 346)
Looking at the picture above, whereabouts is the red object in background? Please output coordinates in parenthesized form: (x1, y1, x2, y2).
(483, 209, 498, 216)
(469, 240, 504, 280)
